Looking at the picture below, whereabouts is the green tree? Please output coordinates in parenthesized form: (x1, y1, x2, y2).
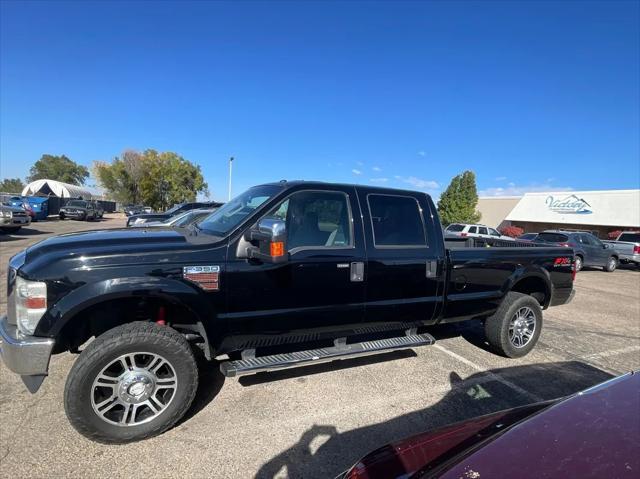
(0, 177, 25, 193)
(94, 149, 208, 210)
(27, 154, 89, 185)
(93, 150, 146, 204)
(437, 170, 481, 226)
(139, 150, 208, 210)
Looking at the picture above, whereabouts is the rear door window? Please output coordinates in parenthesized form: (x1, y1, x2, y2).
(368, 194, 426, 247)
(478, 227, 488, 235)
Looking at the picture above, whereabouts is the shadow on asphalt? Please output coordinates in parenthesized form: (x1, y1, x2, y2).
(253, 361, 613, 479)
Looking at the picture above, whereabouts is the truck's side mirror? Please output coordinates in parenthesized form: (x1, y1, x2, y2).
(245, 218, 288, 263)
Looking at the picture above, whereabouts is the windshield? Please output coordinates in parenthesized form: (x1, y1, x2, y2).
(165, 204, 185, 215)
(164, 210, 192, 225)
(197, 185, 282, 236)
(66, 200, 87, 207)
(536, 232, 569, 243)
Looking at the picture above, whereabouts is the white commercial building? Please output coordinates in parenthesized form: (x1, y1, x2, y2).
(478, 189, 640, 237)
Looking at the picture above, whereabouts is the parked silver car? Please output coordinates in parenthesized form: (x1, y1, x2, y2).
(0, 204, 32, 232)
(603, 231, 640, 267)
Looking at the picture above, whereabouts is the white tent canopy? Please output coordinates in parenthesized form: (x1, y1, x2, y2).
(22, 179, 94, 199)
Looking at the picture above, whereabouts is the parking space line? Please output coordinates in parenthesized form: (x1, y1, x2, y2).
(433, 344, 544, 402)
(585, 345, 640, 360)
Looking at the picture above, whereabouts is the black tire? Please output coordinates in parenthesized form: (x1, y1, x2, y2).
(574, 255, 583, 272)
(484, 292, 543, 358)
(604, 256, 618, 272)
(59, 212, 66, 220)
(64, 322, 198, 444)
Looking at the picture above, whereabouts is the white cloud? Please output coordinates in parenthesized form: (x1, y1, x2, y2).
(369, 177, 388, 183)
(356, 161, 364, 167)
(352, 169, 362, 175)
(372, 166, 382, 172)
(495, 176, 507, 181)
(401, 176, 439, 189)
(479, 183, 573, 197)
(417, 151, 426, 157)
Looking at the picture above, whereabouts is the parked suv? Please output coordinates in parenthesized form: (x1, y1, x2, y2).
(0, 204, 32, 232)
(444, 223, 512, 241)
(535, 230, 618, 272)
(59, 199, 98, 221)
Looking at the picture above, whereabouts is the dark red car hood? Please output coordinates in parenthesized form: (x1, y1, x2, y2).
(344, 372, 639, 479)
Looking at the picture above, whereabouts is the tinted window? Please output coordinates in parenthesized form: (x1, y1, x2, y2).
(265, 191, 352, 250)
(479, 227, 488, 235)
(489, 228, 501, 236)
(368, 194, 426, 246)
(536, 233, 569, 243)
(66, 200, 88, 207)
(446, 224, 464, 232)
(468, 226, 477, 234)
(618, 233, 640, 242)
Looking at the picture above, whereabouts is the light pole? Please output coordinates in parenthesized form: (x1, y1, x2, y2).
(228, 156, 234, 201)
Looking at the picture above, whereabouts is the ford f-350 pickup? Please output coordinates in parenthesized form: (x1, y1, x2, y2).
(1, 181, 575, 443)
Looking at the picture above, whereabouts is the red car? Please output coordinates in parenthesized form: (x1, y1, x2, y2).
(342, 372, 639, 479)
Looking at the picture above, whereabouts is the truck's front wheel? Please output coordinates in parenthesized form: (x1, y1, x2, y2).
(64, 322, 198, 444)
(484, 292, 543, 358)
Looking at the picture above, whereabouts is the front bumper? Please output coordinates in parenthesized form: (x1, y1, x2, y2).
(0, 315, 55, 393)
(60, 210, 86, 218)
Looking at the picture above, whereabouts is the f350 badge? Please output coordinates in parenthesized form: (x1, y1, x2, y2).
(183, 265, 220, 291)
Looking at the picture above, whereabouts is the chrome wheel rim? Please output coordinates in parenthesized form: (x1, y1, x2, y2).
(608, 258, 616, 270)
(508, 307, 536, 348)
(91, 352, 177, 427)
(575, 257, 582, 271)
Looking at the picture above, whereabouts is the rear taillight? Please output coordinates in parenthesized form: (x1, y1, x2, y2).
(558, 242, 570, 247)
(460, 233, 467, 237)
(634, 245, 640, 254)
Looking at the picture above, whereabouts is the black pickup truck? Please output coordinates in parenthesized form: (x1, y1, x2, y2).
(1, 181, 575, 443)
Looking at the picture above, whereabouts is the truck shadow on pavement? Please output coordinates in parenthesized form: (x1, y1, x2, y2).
(253, 361, 614, 479)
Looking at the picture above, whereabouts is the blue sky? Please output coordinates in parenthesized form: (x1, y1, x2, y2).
(1, 1, 638, 201)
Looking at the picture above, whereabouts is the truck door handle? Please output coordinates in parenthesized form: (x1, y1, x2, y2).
(426, 260, 438, 278)
(350, 262, 364, 282)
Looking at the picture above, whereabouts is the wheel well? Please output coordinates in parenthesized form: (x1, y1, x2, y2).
(511, 276, 549, 306)
(54, 297, 204, 354)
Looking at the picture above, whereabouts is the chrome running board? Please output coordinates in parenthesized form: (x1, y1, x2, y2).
(219, 331, 435, 378)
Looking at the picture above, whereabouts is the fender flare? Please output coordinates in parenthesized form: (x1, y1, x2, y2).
(35, 276, 214, 355)
(502, 266, 553, 309)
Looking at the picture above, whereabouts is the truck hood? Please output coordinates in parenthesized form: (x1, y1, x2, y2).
(25, 228, 188, 264)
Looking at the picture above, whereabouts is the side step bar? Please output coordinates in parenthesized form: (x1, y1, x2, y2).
(219, 331, 435, 378)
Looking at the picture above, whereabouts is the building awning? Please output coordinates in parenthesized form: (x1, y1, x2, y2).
(506, 190, 640, 228)
(22, 179, 93, 199)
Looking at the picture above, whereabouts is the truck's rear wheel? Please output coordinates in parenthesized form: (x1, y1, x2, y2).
(64, 322, 198, 444)
(484, 292, 542, 358)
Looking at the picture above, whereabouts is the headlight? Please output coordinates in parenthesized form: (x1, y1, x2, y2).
(2, 211, 12, 218)
(134, 218, 146, 224)
(15, 276, 47, 335)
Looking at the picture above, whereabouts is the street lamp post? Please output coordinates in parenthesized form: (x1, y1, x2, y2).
(228, 156, 234, 201)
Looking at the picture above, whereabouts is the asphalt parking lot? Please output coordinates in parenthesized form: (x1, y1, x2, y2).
(1, 219, 639, 478)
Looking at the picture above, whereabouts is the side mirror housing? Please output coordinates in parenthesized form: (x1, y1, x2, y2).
(245, 218, 288, 263)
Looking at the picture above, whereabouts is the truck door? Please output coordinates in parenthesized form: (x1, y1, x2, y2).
(358, 188, 443, 330)
(226, 185, 366, 344)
